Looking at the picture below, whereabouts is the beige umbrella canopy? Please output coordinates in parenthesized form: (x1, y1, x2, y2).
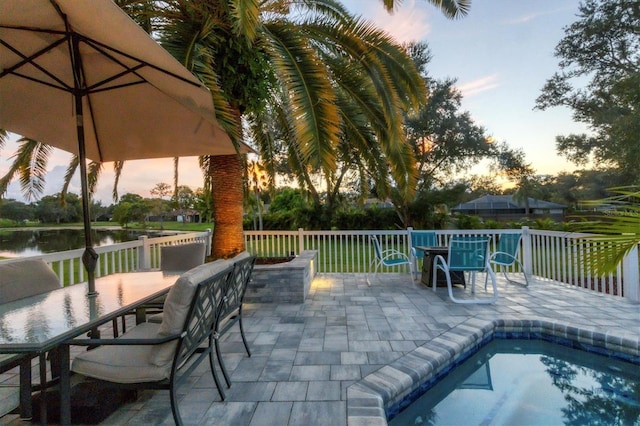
(0, 0, 243, 295)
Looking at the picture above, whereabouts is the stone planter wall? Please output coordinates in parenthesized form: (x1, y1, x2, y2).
(245, 250, 318, 304)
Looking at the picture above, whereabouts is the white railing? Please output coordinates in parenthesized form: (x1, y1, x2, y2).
(0, 230, 212, 287)
(244, 227, 640, 302)
(3, 227, 637, 302)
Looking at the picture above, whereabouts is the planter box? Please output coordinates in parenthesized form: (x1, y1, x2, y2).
(245, 250, 318, 304)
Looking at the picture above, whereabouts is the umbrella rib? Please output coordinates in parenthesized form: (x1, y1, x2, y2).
(0, 36, 72, 91)
(79, 35, 205, 89)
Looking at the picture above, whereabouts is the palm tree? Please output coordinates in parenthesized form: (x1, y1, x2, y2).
(1, 0, 471, 259)
(141, 0, 430, 258)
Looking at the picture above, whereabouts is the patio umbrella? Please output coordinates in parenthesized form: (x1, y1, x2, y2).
(0, 0, 245, 296)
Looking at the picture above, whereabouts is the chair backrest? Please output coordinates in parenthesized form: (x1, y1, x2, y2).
(173, 264, 234, 368)
(448, 236, 491, 272)
(370, 235, 383, 260)
(161, 242, 206, 272)
(151, 259, 230, 366)
(219, 252, 256, 322)
(0, 259, 60, 304)
(410, 231, 436, 259)
(493, 233, 522, 265)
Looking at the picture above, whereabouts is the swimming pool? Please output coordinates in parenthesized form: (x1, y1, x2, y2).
(346, 318, 640, 426)
(388, 338, 640, 425)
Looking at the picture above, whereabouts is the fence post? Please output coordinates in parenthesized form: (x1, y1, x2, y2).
(138, 235, 151, 270)
(298, 228, 305, 255)
(205, 228, 213, 257)
(622, 244, 639, 302)
(521, 226, 532, 279)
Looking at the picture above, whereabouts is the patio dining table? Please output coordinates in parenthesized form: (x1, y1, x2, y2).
(0, 270, 180, 425)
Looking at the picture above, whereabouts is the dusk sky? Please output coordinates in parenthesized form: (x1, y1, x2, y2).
(1, 0, 589, 205)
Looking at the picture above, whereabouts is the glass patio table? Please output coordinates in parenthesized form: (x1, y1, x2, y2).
(0, 270, 180, 425)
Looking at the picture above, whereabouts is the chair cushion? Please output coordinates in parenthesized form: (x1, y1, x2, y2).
(151, 259, 229, 366)
(231, 251, 252, 263)
(0, 259, 60, 304)
(71, 322, 172, 383)
(161, 242, 206, 272)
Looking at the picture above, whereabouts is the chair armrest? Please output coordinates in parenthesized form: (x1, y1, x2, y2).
(381, 249, 409, 261)
(66, 332, 183, 346)
(432, 254, 447, 269)
(489, 251, 516, 263)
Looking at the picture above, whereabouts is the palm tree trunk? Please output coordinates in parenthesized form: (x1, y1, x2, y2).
(209, 154, 245, 258)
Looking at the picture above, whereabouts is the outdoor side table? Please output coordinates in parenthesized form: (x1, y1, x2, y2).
(417, 246, 466, 287)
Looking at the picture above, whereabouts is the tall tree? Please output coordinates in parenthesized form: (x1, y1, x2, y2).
(535, 0, 640, 184)
(148, 0, 431, 257)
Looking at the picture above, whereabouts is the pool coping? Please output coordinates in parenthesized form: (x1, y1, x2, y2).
(346, 318, 640, 426)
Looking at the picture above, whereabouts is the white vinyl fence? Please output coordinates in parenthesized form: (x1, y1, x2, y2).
(2, 227, 638, 302)
(0, 230, 211, 287)
(244, 227, 639, 302)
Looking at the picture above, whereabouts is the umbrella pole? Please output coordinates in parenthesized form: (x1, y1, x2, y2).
(72, 35, 99, 299)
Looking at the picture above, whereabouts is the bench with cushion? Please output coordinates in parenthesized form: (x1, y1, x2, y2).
(67, 260, 235, 425)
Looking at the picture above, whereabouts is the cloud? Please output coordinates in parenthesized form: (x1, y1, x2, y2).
(457, 74, 500, 97)
(504, 7, 574, 25)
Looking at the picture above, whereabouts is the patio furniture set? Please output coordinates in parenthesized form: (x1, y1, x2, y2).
(369, 231, 528, 304)
(0, 243, 256, 426)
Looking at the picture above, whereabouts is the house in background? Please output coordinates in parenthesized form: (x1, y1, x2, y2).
(452, 195, 567, 222)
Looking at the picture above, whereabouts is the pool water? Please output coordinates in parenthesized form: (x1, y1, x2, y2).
(389, 339, 640, 426)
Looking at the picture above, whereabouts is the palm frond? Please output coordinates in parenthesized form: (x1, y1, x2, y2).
(0, 139, 53, 201)
(0, 129, 7, 151)
(574, 186, 640, 275)
(263, 21, 341, 174)
(230, 0, 260, 40)
(61, 155, 80, 198)
(87, 161, 103, 197)
(379, 0, 470, 19)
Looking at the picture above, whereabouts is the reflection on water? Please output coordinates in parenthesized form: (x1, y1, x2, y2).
(0, 229, 159, 257)
(390, 339, 640, 426)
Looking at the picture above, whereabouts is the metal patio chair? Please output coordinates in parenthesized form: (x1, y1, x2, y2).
(367, 235, 411, 285)
(487, 233, 529, 287)
(409, 230, 437, 280)
(433, 236, 498, 304)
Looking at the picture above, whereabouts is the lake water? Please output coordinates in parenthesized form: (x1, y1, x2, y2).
(0, 229, 159, 258)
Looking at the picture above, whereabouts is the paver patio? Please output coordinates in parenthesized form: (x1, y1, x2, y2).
(0, 272, 638, 425)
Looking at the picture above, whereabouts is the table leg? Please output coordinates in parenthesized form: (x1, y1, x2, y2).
(59, 346, 70, 425)
(39, 353, 47, 425)
(18, 356, 32, 420)
(136, 307, 147, 325)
